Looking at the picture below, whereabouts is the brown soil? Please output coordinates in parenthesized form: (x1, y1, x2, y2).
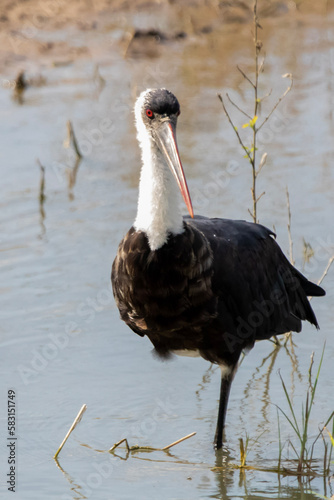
(0, 0, 332, 75)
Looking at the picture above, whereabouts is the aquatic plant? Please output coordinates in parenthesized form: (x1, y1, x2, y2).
(276, 345, 334, 476)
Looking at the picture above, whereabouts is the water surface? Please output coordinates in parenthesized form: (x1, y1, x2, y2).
(1, 6, 334, 500)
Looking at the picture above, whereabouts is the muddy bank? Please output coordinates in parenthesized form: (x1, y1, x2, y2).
(0, 0, 333, 75)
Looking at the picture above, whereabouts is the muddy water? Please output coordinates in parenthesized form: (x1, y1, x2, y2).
(1, 7, 334, 500)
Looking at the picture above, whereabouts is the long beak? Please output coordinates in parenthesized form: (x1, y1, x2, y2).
(153, 120, 194, 218)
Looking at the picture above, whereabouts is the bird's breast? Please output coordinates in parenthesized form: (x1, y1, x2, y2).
(111, 223, 217, 339)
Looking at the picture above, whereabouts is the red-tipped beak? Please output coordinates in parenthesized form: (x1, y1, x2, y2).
(153, 120, 194, 218)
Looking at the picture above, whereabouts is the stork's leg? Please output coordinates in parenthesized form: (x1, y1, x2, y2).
(214, 364, 237, 450)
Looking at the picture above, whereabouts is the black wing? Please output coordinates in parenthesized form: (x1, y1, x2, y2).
(186, 216, 325, 342)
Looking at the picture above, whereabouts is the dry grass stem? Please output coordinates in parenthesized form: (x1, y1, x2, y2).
(239, 437, 246, 467)
(54, 404, 87, 459)
(109, 438, 130, 453)
(308, 351, 314, 388)
(237, 65, 255, 88)
(37, 158, 46, 205)
(259, 88, 272, 102)
(317, 255, 334, 287)
(162, 432, 196, 450)
(257, 73, 293, 132)
(286, 187, 294, 265)
(64, 120, 82, 159)
(217, 93, 252, 163)
(226, 92, 252, 120)
(308, 254, 333, 302)
(109, 432, 196, 454)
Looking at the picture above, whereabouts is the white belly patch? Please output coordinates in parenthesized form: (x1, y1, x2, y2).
(172, 349, 201, 358)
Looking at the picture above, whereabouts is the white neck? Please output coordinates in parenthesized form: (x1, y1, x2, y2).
(134, 128, 184, 251)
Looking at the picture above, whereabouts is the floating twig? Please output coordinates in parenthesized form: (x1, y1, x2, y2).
(162, 432, 196, 451)
(54, 404, 87, 459)
(109, 438, 130, 453)
(109, 431, 196, 455)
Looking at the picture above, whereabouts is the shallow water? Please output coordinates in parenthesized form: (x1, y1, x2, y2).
(1, 7, 334, 500)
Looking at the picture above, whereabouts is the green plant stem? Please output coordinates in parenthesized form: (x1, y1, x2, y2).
(276, 345, 329, 474)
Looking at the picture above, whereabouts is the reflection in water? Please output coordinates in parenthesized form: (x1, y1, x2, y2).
(39, 199, 46, 238)
(68, 156, 82, 201)
(12, 71, 27, 104)
(240, 339, 302, 431)
(93, 64, 106, 99)
(37, 159, 46, 238)
(54, 458, 87, 500)
(63, 120, 83, 200)
(212, 448, 235, 500)
(284, 335, 303, 400)
(210, 450, 324, 499)
(195, 363, 218, 399)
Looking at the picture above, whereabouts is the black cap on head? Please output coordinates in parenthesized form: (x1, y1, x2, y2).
(144, 89, 180, 116)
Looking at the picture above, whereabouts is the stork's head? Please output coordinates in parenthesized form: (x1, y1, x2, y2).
(135, 88, 193, 218)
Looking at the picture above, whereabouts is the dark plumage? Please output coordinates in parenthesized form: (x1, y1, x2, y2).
(112, 216, 324, 366)
(111, 88, 325, 449)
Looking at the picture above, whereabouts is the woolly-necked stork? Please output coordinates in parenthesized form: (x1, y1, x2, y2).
(111, 88, 325, 450)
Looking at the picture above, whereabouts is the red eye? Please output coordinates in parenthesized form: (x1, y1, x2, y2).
(146, 109, 154, 119)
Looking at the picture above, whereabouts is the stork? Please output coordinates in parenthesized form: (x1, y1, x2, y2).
(111, 88, 325, 450)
